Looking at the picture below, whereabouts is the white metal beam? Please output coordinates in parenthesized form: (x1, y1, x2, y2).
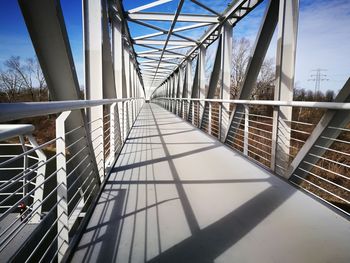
(134, 39, 196, 46)
(138, 54, 185, 58)
(225, 0, 278, 143)
(128, 12, 218, 23)
(18, 0, 101, 205)
(102, 0, 117, 99)
(220, 23, 233, 141)
(84, 0, 105, 180)
(199, 35, 221, 129)
(150, 0, 262, 97)
(128, 0, 173, 14)
(133, 23, 198, 43)
(271, 0, 299, 176)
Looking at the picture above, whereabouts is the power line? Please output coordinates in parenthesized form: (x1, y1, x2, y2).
(308, 68, 329, 95)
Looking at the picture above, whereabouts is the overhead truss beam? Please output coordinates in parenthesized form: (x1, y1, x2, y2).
(127, 12, 218, 23)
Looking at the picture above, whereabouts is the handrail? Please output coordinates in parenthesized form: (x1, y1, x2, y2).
(153, 97, 350, 110)
(0, 98, 144, 122)
(0, 125, 35, 141)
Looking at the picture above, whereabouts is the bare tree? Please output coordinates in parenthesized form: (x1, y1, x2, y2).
(0, 68, 23, 102)
(1, 56, 47, 101)
(4, 56, 36, 100)
(230, 38, 275, 100)
(26, 58, 46, 100)
(231, 38, 251, 98)
(253, 58, 275, 99)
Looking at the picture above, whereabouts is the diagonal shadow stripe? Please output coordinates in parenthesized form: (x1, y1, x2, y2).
(147, 185, 294, 263)
(106, 178, 269, 185)
(111, 144, 219, 173)
(149, 104, 201, 234)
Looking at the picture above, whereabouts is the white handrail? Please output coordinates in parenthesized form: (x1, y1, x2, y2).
(154, 97, 350, 110)
(0, 98, 144, 122)
(0, 125, 35, 141)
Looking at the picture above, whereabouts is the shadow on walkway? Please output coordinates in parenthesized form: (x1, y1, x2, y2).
(72, 103, 299, 263)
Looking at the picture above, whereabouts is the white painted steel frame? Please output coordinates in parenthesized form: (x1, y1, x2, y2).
(119, 0, 263, 95)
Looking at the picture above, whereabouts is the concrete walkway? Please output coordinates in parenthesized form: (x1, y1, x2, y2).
(71, 103, 350, 263)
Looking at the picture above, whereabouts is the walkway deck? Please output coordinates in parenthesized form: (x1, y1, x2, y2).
(71, 103, 350, 263)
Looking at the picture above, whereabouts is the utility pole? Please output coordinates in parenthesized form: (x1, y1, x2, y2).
(308, 68, 328, 98)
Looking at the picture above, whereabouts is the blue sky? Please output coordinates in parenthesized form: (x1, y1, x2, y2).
(0, 0, 349, 95)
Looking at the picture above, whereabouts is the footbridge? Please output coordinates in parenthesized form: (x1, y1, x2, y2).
(0, 0, 349, 262)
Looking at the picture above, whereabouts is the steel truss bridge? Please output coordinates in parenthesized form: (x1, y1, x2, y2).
(0, 0, 349, 262)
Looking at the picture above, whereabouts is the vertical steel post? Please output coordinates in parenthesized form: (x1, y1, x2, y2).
(84, 0, 105, 181)
(129, 62, 134, 123)
(27, 135, 46, 224)
(200, 35, 222, 131)
(109, 103, 117, 167)
(271, 0, 299, 176)
(220, 23, 233, 141)
(208, 102, 212, 134)
(169, 76, 173, 112)
(185, 60, 192, 119)
(171, 75, 176, 113)
(19, 136, 28, 200)
(174, 71, 178, 115)
(112, 16, 126, 141)
(244, 105, 249, 156)
(178, 66, 184, 117)
(56, 111, 71, 261)
(133, 67, 137, 121)
(124, 50, 131, 133)
(102, 0, 117, 99)
(198, 45, 206, 124)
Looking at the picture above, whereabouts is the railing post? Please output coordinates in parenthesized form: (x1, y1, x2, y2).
(127, 101, 130, 133)
(122, 101, 127, 139)
(218, 101, 222, 138)
(183, 99, 186, 115)
(195, 101, 199, 126)
(130, 99, 134, 123)
(19, 136, 28, 201)
(109, 103, 117, 167)
(270, 106, 279, 171)
(179, 99, 182, 117)
(191, 101, 195, 124)
(244, 105, 249, 156)
(27, 134, 46, 224)
(56, 111, 71, 261)
(177, 100, 180, 116)
(210, 102, 214, 133)
(176, 99, 178, 115)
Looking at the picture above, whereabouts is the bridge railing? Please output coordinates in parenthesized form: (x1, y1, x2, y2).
(153, 97, 350, 215)
(0, 98, 144, 261)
